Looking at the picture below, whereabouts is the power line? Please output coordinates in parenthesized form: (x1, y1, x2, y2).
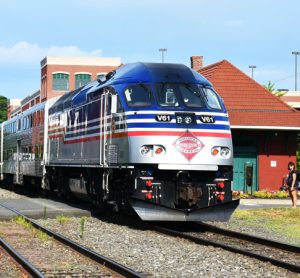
(273, 73, 300, 84)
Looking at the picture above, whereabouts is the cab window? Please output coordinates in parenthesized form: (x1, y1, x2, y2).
(201, 87, 222, 110)
(124, 84, 153, 107)
(180, 84, 205, 108)
(156, 84, 179, 107)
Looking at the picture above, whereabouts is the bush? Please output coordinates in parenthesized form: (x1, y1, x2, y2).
(234, 190, 291, 199)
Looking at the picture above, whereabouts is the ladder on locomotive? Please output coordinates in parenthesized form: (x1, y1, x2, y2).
(99, 89, 113, 167)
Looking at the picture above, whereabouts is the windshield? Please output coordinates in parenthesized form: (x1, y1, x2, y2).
(201, 87, 222, 110)
(156, 83, 205, 108)
(124, 84, 153, 107)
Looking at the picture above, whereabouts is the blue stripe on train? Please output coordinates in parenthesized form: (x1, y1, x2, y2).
(126, 114, 228, 121)
(126, 122, 230, 130)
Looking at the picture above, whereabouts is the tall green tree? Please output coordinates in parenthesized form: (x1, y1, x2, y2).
(0, 96, 8, 123)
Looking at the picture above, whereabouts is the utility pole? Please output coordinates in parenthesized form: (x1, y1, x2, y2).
(159, 48, 168, 63)
(249, 65, 257, 79)
(292, 51, 300, 91)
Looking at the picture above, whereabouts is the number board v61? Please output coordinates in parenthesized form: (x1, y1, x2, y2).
(155, 114, 172, 122)
(199, 115, 215, 123)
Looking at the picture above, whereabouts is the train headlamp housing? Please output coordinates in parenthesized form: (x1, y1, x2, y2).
(140, 145, 152, 157)
(220, 147, 231, 158)
(140, 145, 166, 157)
(211, 147, 231, 159)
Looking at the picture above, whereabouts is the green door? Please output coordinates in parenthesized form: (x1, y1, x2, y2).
(233, 152, 257, 193)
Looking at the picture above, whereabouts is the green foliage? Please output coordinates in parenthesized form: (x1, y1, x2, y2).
(0, 95, 8, 123)
(56, 214, 71, 225)
(36, 230, 49, 241)
(263, 81, 286, 97)
(13, 215, 49, 241)
(80, 216, 87, 239)
(236, 190, 290, 198)
(253, 190, 273, 198)
(264, 80, 276, 92)
(297, 142, 300, 170)
(14, 215, 33, 229)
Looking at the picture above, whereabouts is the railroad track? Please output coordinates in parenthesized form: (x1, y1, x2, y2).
(147, 222, 300, 273)
(0, 202, 145, 278)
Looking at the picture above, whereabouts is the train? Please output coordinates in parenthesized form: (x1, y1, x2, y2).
(0, 62, 239, 221)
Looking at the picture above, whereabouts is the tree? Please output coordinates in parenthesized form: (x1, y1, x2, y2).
(0, 96, 8, 123)
(263, 81, 286, 97)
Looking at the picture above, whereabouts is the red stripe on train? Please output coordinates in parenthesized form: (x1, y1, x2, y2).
(61, 131, 231, 144)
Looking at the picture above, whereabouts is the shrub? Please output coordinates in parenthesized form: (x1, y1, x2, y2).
(235, 190, 291, 199)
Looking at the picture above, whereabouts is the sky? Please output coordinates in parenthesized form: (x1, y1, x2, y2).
(0, 0, 300, 99)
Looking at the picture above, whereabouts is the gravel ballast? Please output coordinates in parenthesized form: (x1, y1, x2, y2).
(37, 217, 299, 278)
(0, 188, 299, 277)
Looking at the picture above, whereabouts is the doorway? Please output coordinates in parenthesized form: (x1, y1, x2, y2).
(233, 151, 257, 193)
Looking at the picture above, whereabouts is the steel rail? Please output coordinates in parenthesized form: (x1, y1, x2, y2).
(146, 223, 300, 273)
(198, 222, 300, 253)
(0, 237, 45, 278)
(0, 202, 145, 278)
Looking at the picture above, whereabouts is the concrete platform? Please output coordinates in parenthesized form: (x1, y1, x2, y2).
(239, 198, 296, 209)
(0, 197, 92, 220)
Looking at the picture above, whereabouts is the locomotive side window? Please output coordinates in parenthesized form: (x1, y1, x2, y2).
(124, 84, 152, 107)
(201, 87, 222, 110)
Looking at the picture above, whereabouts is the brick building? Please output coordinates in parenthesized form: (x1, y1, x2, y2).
(40, 56, 121, 102)
(9, 56, 122, 118)
(191, 56, 300, 192)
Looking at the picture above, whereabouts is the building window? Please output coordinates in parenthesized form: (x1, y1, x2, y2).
(75, 73, 91, 89)
(53, 73, 69, 91)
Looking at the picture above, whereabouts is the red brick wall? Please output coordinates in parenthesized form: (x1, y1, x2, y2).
(257, 133, 297, 191)
(41, 64, 118, 102)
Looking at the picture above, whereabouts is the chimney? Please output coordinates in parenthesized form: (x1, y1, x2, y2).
(190, 56, 203, 71)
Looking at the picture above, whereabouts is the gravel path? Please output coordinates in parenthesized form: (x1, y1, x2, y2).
(37, 217, 300, 278)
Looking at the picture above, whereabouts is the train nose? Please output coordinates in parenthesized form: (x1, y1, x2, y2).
(129, 198, 240, 222)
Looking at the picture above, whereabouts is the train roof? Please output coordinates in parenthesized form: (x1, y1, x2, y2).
(50, 62, 212, 113)
(103, 62, 212, 85)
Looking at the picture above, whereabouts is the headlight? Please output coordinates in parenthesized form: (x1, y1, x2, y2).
(211, 147, 231, 159)
(140, 145, 152, 156)
(220, 147, 231, 158)
(140, 145, 165, 157)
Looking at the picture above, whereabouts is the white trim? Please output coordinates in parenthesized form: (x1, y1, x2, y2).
(231, 125, 300, 130)
(52, 71, 70, 75)
(74, 72, 92, 76)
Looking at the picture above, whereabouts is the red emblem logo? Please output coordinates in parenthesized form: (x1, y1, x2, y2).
(173, 130, 204, 161)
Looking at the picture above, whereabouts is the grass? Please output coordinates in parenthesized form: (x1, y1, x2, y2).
(56, 214, 71, 225)
(13, 216, 49, 241)
(14, 215, 33, 229)
(232, 208, 300, 245)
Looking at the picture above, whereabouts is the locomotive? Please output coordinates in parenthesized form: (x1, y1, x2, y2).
(0, 62, 239, 221)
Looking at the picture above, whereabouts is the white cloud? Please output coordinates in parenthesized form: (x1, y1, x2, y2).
(0, 41, 103, 64)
